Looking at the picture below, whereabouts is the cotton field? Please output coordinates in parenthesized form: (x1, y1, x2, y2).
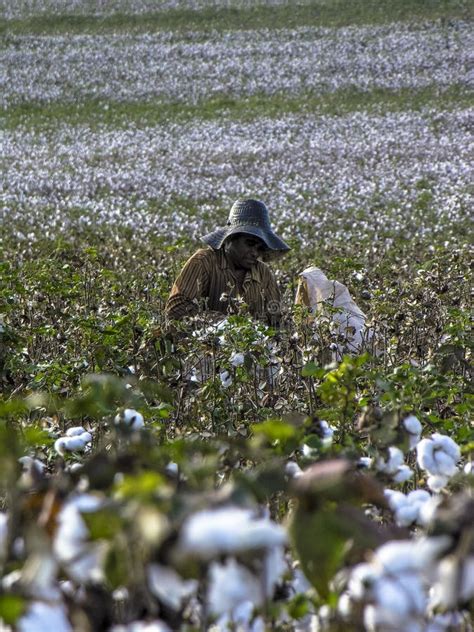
(0, 1, 473, 631)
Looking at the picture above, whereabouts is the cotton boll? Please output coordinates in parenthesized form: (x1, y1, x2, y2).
(207, 558, 261, 617)
(403, 415, 422, 449)
(17, 601, 72, 632)
(147, 564, 197, 611)
(358, 456, 373, 469)
(395, 504, 419, 527)
(54, 494, 106, 583)
(114, 409, 145, 429)
(427, 474, 449, 492)
(179, 506, 286, 559)
(417, 434, 460, 480)
(230, 352, 245, 367)
(285, 461, 303, 479)
(392, 465, 413, 483)
(220, 370, 232, 388)
(65, 426, 87, 437)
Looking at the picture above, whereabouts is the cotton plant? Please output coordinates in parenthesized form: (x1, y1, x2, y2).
(177, 506, 287, 623)
(341, 537, 452, 632)
(417, 433, 461, 492)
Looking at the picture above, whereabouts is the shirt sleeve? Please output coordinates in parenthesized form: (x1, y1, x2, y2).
(263, 266, 282, 326)
(165, 251, 210, 321)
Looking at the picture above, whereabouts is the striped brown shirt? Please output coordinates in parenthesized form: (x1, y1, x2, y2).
(165, 247, 282, 324)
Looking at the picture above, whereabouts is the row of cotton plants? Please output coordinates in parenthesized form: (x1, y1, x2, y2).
(0, 383, 472, 632)
(0, 0, 300, 20)
(1, 21, 470, 107)
(2, 108, 472, 246)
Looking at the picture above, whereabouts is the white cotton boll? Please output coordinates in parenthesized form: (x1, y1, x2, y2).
(165, 462, 178, 477)
(384, 489, 406, 511)
(65, 426, 87, 437)
(207, 558, 261, 617)
(63, 436, 87, 451)
(147, 564, 197, 611)
(363, 604, 422, 632)
(54, 438, 69, 456)
(285, 461, 303, 478)
(347, 563, 378, 600)
(396, 505, 419, 527)
(376, 446, 404, 475)
(393, 465, 414, 483)
(319, 420, 334, 439)
(427, 474, 449, 492)
(179, 507, 286, 558)
(417, 439, 436, 472)
(230, 352, 245, 367)
(110, 622, 171, 632)
(263, 546, 286, 596)
(54, 494, 106, 584)
(17, 601, 72, 632)
(358, 456, 373, 468)
(432, 434, 460, 463)
(220, 370, 232, 388)
(19, 456, 45, 473)
(403, 415, 422, 449)
(464, 462, 474, 475)
(417, 434, 460, 479)
(114, 409, 144, 429)
(373, 574, 424, 619)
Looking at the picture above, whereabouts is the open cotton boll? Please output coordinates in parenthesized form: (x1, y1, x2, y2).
(114, 409, 144, 429)
(54, 494, 106, 583)
(392, 465, 414, 483)
(230, 352, 245, 368)
(219, 370, 232, 388)
(65, 426, 87, 437)
(19, 455, 45, 473)
(417, 434, 460, 478)
(376, 446, 404, 475)
(179, 506, 286, 559)
(285, 461, 303, 479)
(147, 564, 197, 611)
(17, 601, 72, 632)
(110, 622, 172, 632)
(207, 558, 261, 618)
(403, 415, 422, 449)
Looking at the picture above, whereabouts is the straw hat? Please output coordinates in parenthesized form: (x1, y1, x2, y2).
(201, 199, 290, 252)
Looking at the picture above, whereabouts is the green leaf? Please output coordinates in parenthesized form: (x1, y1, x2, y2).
(114, 471, 165, 500)
(302, 362, 325, 378)
(23, 425, 54, 448)
(0, 594, 26, 625)
(251, 419, 297, 442)
(82, 507, 123, 540)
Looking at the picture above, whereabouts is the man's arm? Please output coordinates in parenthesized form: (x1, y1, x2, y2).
(165, 252, 210, 321)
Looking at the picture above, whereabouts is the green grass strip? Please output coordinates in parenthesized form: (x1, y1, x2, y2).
(1, 0, 472, 35)
(2, 85, 471, 130)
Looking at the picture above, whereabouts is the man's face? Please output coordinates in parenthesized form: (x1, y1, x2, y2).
(225, 235, 267, 270)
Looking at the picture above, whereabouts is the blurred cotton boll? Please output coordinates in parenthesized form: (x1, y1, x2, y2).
(230, 352, 245, 367)
(114, 409, 145, 429)
(178, 506, 286, 559)
(54, 430, 92, 456)
(402, 414, 422, 447)
(53, 494, 107, 583)
(207, 558, 261, 618)
(17, 601, 72, 632)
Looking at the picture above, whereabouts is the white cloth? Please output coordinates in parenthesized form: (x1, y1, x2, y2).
(296, 266, 374, 356)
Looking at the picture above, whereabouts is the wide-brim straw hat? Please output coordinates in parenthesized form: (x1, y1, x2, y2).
(201, 199, 290, 252)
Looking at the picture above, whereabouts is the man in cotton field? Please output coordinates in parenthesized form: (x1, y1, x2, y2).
(165, 199, 290, 326)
